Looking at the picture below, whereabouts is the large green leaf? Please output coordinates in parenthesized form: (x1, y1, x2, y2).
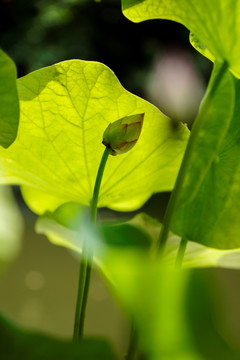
(36, 205, 240, 271)
(171, 63, 240, 249)
(0, 49, 19, 148)
(122, 0, 240, 77)
(0, 314, 117, 360)
(0, 60, 189, 213)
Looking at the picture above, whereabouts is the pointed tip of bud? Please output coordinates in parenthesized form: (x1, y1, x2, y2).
(102, 113, 144, 155)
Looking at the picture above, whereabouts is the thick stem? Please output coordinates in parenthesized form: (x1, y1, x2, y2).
(157, 61, 228, 255)
(73, 146, 111, 340)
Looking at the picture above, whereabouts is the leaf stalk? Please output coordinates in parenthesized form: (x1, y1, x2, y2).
(73, 146, 111, 340)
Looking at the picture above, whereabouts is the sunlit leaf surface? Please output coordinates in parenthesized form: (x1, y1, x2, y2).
(0, 60, 189, 213)
(0, 314, 117, 360)
(122, 0, 240, 77)
(0, 49, 19, 148)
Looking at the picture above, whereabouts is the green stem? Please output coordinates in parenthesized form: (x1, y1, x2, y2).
(73, 146, 111, 340)
(174, 238, 187, 269)
(73, 244, 88, 341)
(126, 321, 138, 360)
(90, 146, 112, 222)
(157, 61, 228, 255)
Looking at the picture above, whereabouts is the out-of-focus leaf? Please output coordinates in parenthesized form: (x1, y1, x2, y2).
(0, 314, 118, 360)
(186, 271, 240, 360)
(35, 203, 151, 257)
(0, 49, 19, 148)
(37, 204, 240, 359)
(105, 261, 202, 360)
(36, 207, 202, 360)
(0, 60, 189, 214)
(36, 205, 240, 271)
(122, 0, 240, 77)
(171, 63, 240, 249)
(36, 204, 240, 359)
(0, 186, 23, 275)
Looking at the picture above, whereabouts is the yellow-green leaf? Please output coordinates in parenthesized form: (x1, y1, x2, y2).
(122, 0, 240, 77)
(0, 60, 189, 213)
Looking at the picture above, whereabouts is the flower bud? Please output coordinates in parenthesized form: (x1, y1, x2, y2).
(102, 113, 144, 155)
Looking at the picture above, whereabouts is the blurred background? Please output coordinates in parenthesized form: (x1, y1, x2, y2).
(1, 0, 240, 359)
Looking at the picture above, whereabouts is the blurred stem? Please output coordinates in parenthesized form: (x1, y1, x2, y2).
(157, 61, 228, 255)
(174, 238, 187, 268)
(126, 321, 138, 360)
(73, 146, 111, 340)
(73, 244, 88, 341)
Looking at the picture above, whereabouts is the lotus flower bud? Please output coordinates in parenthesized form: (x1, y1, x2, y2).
(102, 113, 144, 155)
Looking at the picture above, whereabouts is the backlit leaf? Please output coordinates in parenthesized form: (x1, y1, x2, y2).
(0, 60, 189, 213)
(122, 0, 240, 77)
(189, 33, 215, 63)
